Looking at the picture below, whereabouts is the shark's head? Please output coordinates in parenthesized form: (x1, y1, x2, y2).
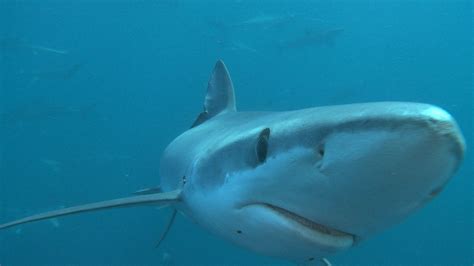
(160, 61, 465, 262)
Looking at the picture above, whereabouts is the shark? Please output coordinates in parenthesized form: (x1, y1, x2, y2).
(0, 60, 466, 264)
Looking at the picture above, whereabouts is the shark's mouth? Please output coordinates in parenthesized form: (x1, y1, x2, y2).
(250, 203, 355, 249)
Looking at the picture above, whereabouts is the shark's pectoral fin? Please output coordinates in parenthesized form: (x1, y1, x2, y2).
(156, 208, 177, 248)
(133, 186, 163, 195)
(0, 189, 182, 230)
(192, 60, 235, 128)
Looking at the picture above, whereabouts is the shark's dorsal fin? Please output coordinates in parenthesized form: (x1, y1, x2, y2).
(192, 60, 236, 128)
(205, 60, 236, 115)
(0, 190, 181, 230)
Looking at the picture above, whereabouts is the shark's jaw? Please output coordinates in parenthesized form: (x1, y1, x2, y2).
(241, 203, 355, 248)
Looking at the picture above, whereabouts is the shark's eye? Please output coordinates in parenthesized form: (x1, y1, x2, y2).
(256, 128, 271, 164)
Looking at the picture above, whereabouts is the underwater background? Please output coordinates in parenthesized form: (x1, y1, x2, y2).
(0, 0, 472, 265)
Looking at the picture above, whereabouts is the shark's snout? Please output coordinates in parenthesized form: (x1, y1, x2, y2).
(418, 105, 465, 160)
(301, 103, 465, 238)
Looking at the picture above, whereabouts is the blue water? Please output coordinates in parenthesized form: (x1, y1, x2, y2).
(0, 1, 472, 265)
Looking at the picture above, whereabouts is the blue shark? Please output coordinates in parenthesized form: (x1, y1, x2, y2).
(0, 60, 465, 263)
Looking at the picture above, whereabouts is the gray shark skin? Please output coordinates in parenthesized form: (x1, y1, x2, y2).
(0, 60, 465, 263)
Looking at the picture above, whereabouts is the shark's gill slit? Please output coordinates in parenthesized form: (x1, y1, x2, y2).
(314, 143, 325, 169)
(317, 144, 325, 158)
(256, 127, 271, 164)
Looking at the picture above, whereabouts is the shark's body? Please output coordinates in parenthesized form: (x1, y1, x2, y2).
(0, 61, 465, 263)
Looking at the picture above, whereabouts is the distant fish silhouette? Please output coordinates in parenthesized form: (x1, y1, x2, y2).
(217, 39, 259, 54)
(25, 63, 82, 88)
(29, 63, 82, 80)
(28, 44, 69, 55)
(232, 13, 297, 30)
(0, 102, 96, 127)
(279, 28, 345, 49)
(0, 38, 69, 55)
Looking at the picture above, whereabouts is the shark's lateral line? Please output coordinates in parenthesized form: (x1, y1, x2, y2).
(0, 60, 466, 263)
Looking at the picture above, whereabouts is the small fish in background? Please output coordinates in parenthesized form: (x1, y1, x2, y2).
(216, 39, 259, 54)
(279, 28, 345, 50)
(0, 38, 69, 56)
(0, 37, 76, 88)
(81, 152, 133, 163)
(0, 102, 97, 127)
(207, 13, 297, 50)
(153, 0, 182, 9)
(26, 63, 83, 88)
(208, 13, 340, 56)
(0, 37, 69, 56)
(231, 13, 297, 30)
(28, 44, 69, 55)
